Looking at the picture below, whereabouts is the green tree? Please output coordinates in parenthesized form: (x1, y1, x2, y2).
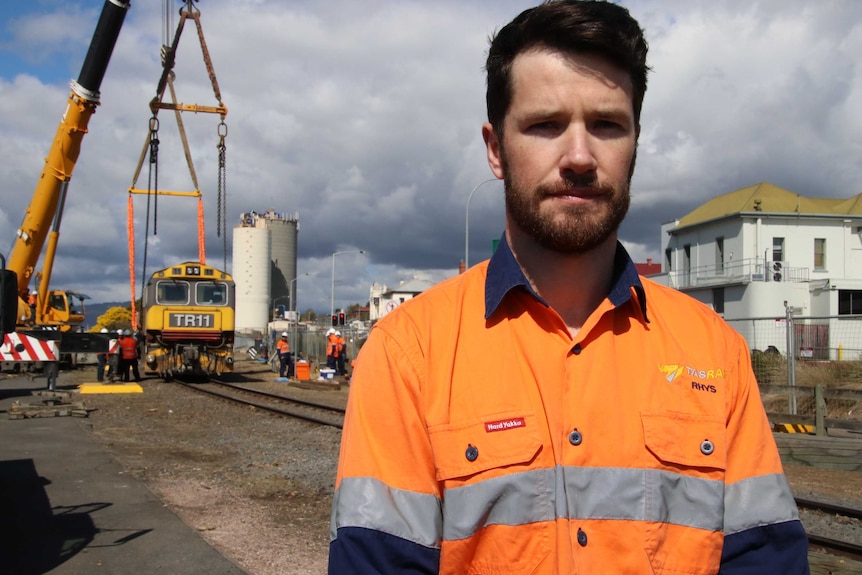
(301, 308, 317, 322)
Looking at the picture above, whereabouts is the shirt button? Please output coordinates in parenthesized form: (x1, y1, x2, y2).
(577, 528, 588, 546)
(572, 343, 582, 355)
(700, 439, 715, 456)
(465, 444, 479, 462)
(568, 429, 583, 446)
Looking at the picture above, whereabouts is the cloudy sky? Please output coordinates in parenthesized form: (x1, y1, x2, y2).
(1, 0, 861, 316)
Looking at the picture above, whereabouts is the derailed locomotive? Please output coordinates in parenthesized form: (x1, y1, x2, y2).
(142, 262, 235, 379)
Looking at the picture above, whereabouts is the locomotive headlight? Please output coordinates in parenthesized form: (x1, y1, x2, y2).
(225, 356, 234, 365)
(146, 354, 156, 365)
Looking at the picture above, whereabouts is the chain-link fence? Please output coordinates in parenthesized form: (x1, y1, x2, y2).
(725, 312, 862, 421)
(236, 324, 370, 376)
(727, 313, 862, 365)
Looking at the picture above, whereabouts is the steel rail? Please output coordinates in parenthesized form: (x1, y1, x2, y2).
(796, 497, 862, 522)
(796, 496, 862, 561)
(210, 379, 346, 415)
(175, 379, 344, 429)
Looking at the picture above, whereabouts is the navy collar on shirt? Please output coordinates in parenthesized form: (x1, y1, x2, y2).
(484, 234, 649, 323)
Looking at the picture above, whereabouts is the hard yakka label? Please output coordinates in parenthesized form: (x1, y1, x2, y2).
(484, 417, 526, 433)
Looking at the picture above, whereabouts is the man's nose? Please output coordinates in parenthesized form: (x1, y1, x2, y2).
(558, 127, 598, 174)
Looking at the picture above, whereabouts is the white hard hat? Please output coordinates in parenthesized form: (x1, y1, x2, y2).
(123, 329, 132, 336)
(335, 331, 341, 336)
(100, 328, 108, 333)
(281, 332, 288, 337)
(117, 329, 123, 335)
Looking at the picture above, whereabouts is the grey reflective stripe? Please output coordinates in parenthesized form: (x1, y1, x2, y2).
(724, 472, 799, 535)
(443, 466, 725, 541)
(332, 468, 794, 547)
(331, 476, 443, 548)
(444, 468, 558, 541)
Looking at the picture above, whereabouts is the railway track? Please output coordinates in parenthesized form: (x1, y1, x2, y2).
(796, 496, 862, 563)
(176, 377, 345, 429)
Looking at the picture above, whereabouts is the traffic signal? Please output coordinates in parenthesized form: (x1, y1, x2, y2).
(338, 312, 345, 326)
(331, 314, 338, 327)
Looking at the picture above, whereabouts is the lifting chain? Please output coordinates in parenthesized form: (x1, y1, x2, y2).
(217, 119, 228, 271)
(142, 115, 160, 301)
(147, 115, 160, 235)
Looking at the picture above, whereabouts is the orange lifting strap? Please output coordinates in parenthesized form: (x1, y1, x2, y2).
(127, 193, 205, 331)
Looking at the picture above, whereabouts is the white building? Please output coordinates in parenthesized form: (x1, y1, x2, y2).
(654, 182, 862, 357)
(369, 277, 437, 321)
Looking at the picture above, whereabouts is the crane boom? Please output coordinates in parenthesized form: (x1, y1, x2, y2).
(7, 0, 130, 326)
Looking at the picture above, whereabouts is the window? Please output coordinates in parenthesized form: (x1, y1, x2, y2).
(664, 247, 673, 272)
(49, 294, 66, 312)
(196, 282, 228, 306)
(712, 287, 725, 314)
(814, 238, 826, 270)
(838, 290, 862, 315)
(157, 281, 190, 304)
(772, 237, 784, 263)
(682, 244, 692, 287)
(715, 237, 724, 274)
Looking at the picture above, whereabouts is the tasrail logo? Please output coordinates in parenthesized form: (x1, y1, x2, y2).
(484, 418, 526, 433)
(659, 364, 684, 383)
(659, 364, 726, 382)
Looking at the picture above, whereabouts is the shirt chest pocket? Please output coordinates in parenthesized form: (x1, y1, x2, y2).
(428, 411, 544, 481)
(641, 411, 727, 471)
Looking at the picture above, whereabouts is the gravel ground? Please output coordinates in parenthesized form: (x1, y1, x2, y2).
(74, 360, 344, 575)
(49, 359, 862, 573)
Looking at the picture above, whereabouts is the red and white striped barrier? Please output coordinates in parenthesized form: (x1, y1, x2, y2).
(0, 332, 59, 362)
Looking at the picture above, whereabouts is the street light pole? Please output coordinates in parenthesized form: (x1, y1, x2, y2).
(465, 178, 500, 269)
(330, 250, 366, 318)
(289, 273, 311, 315)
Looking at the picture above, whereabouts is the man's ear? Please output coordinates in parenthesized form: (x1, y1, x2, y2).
(482, 122, 505, 179)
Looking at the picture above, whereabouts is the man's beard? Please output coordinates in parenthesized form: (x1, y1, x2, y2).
(504, 170, 631, 254)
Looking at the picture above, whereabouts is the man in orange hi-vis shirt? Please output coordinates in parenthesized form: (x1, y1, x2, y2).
(329, 1, 809, 573)
(276, 332, 292, 379)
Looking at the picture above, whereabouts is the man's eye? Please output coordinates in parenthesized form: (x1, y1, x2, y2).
(595, 120, 621, 130)
(528, 121, 561, 134)
(593, 119, 629, 134)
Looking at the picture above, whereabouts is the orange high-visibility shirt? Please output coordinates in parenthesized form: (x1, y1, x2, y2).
(119, 336, 138, 360)
(328, 333, 340, 358)
(277, 339, 290, 355)
(330, 239, 808, 575)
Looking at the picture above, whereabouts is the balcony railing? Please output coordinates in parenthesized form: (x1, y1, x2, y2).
(667, 259, 809, 289)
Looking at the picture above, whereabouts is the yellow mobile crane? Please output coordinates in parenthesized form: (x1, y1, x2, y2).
(1, 0, 130, 382)
(6, 0, 130, 330)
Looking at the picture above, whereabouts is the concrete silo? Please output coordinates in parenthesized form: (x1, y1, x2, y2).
(232, 217, 271, 333)
(265, 209, 299, 314)
(232, 210, 299, 334)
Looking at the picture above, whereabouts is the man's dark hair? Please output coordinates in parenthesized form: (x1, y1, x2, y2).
(486, 0, 649, 137)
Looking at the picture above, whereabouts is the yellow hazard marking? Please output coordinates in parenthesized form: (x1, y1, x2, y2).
(773, 423, 814, 434)
(79, 383, 144, 394)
